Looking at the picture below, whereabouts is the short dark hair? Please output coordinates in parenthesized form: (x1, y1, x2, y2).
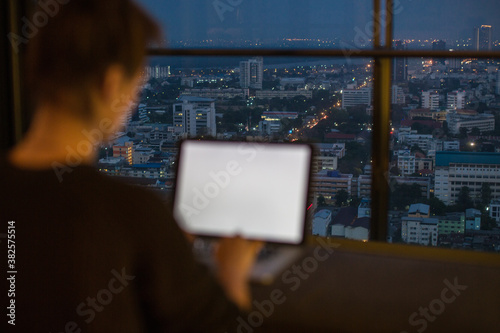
(26, 0, 161, 115)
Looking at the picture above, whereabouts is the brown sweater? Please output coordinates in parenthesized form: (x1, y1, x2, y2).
(0, 155, 240, 332)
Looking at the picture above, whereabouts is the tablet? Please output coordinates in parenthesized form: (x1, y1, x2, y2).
(173, 140, 312, 245)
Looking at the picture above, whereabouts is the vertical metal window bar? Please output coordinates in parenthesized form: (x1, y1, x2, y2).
(370, 0, 393, 241)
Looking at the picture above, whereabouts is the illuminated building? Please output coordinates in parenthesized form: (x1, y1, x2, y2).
(310, 170, 353, 204)
(473, 25, 492, 51)
(341, 88, 372, 108)
(421, 90, 440, 110)
(447, 91, 466, 110)
(259, 111, 298, 136)
(240, 57, 263, 90)
(396, 150, 416, 176)
(434, 152, 500, 205)
(173, 96, 216, 138)
(255, 89, 312, 99)
(183, 88, 249, 99)
(393, 40, 407, 82)
(391, 85, 405, 104)
(146, 65, 170, 79)
(446, 112, 495, 134)
(113, 142, 133, 165)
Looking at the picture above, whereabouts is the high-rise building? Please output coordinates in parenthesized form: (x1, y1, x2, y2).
(473, 25, 492, 51)
(447, 58, 462, 70)
(447, 90, 466, 110)
(432, 40, 446, 65)
(341, 88, 372, 108)
(240, 57, 263, 90)
(432, 40, 446, 51)
(397, 150, 416, 176)
(434, 152, 500, 205)
(391, 85, 405, 104)
(311, 155, 338, 174)
(393, 40, 407, 82)
(421, 90, 440, 110)
(173, 96, 216, 138)
(146, 65, 170, 79)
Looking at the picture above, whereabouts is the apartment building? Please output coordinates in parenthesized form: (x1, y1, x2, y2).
(310, 170, 353, 205)
(435, 152, 500, 205)
(173, 96, 217, 138)
(402, 216, 439, 246)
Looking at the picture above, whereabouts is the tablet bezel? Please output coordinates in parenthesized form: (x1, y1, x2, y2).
(172, 139, 313, 245)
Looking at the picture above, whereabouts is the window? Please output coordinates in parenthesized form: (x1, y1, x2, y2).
(3, 0, 500, 253)
(140, 0, 500, 252)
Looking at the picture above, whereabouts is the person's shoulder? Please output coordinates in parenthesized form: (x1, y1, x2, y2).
(72, 167, 177, 238)
(0, 153, 172, 221)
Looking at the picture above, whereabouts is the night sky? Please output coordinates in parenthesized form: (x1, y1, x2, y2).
(137, 0, 500, 44)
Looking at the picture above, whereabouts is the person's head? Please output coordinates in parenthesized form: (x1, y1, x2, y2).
(26, 0, 161, 130)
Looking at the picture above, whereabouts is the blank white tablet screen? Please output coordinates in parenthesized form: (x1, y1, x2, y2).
(173, 141, 311, 244)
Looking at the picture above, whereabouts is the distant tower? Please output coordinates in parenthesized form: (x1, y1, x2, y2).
(392, 40, 407, 82)
(432, 40, 446, 65)
(391, 85, 405, 105)
(147, 65, 170, 79)
(432, 40, 446, 51)
(240, 57, 263, 90)
(473, 25, 492, 51)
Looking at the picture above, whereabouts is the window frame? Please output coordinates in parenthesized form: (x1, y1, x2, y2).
(4, 0, 500, 245)
(144, 0, 500, 242)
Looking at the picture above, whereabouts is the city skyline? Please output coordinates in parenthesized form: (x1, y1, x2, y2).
(138, 0, 500, 45)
